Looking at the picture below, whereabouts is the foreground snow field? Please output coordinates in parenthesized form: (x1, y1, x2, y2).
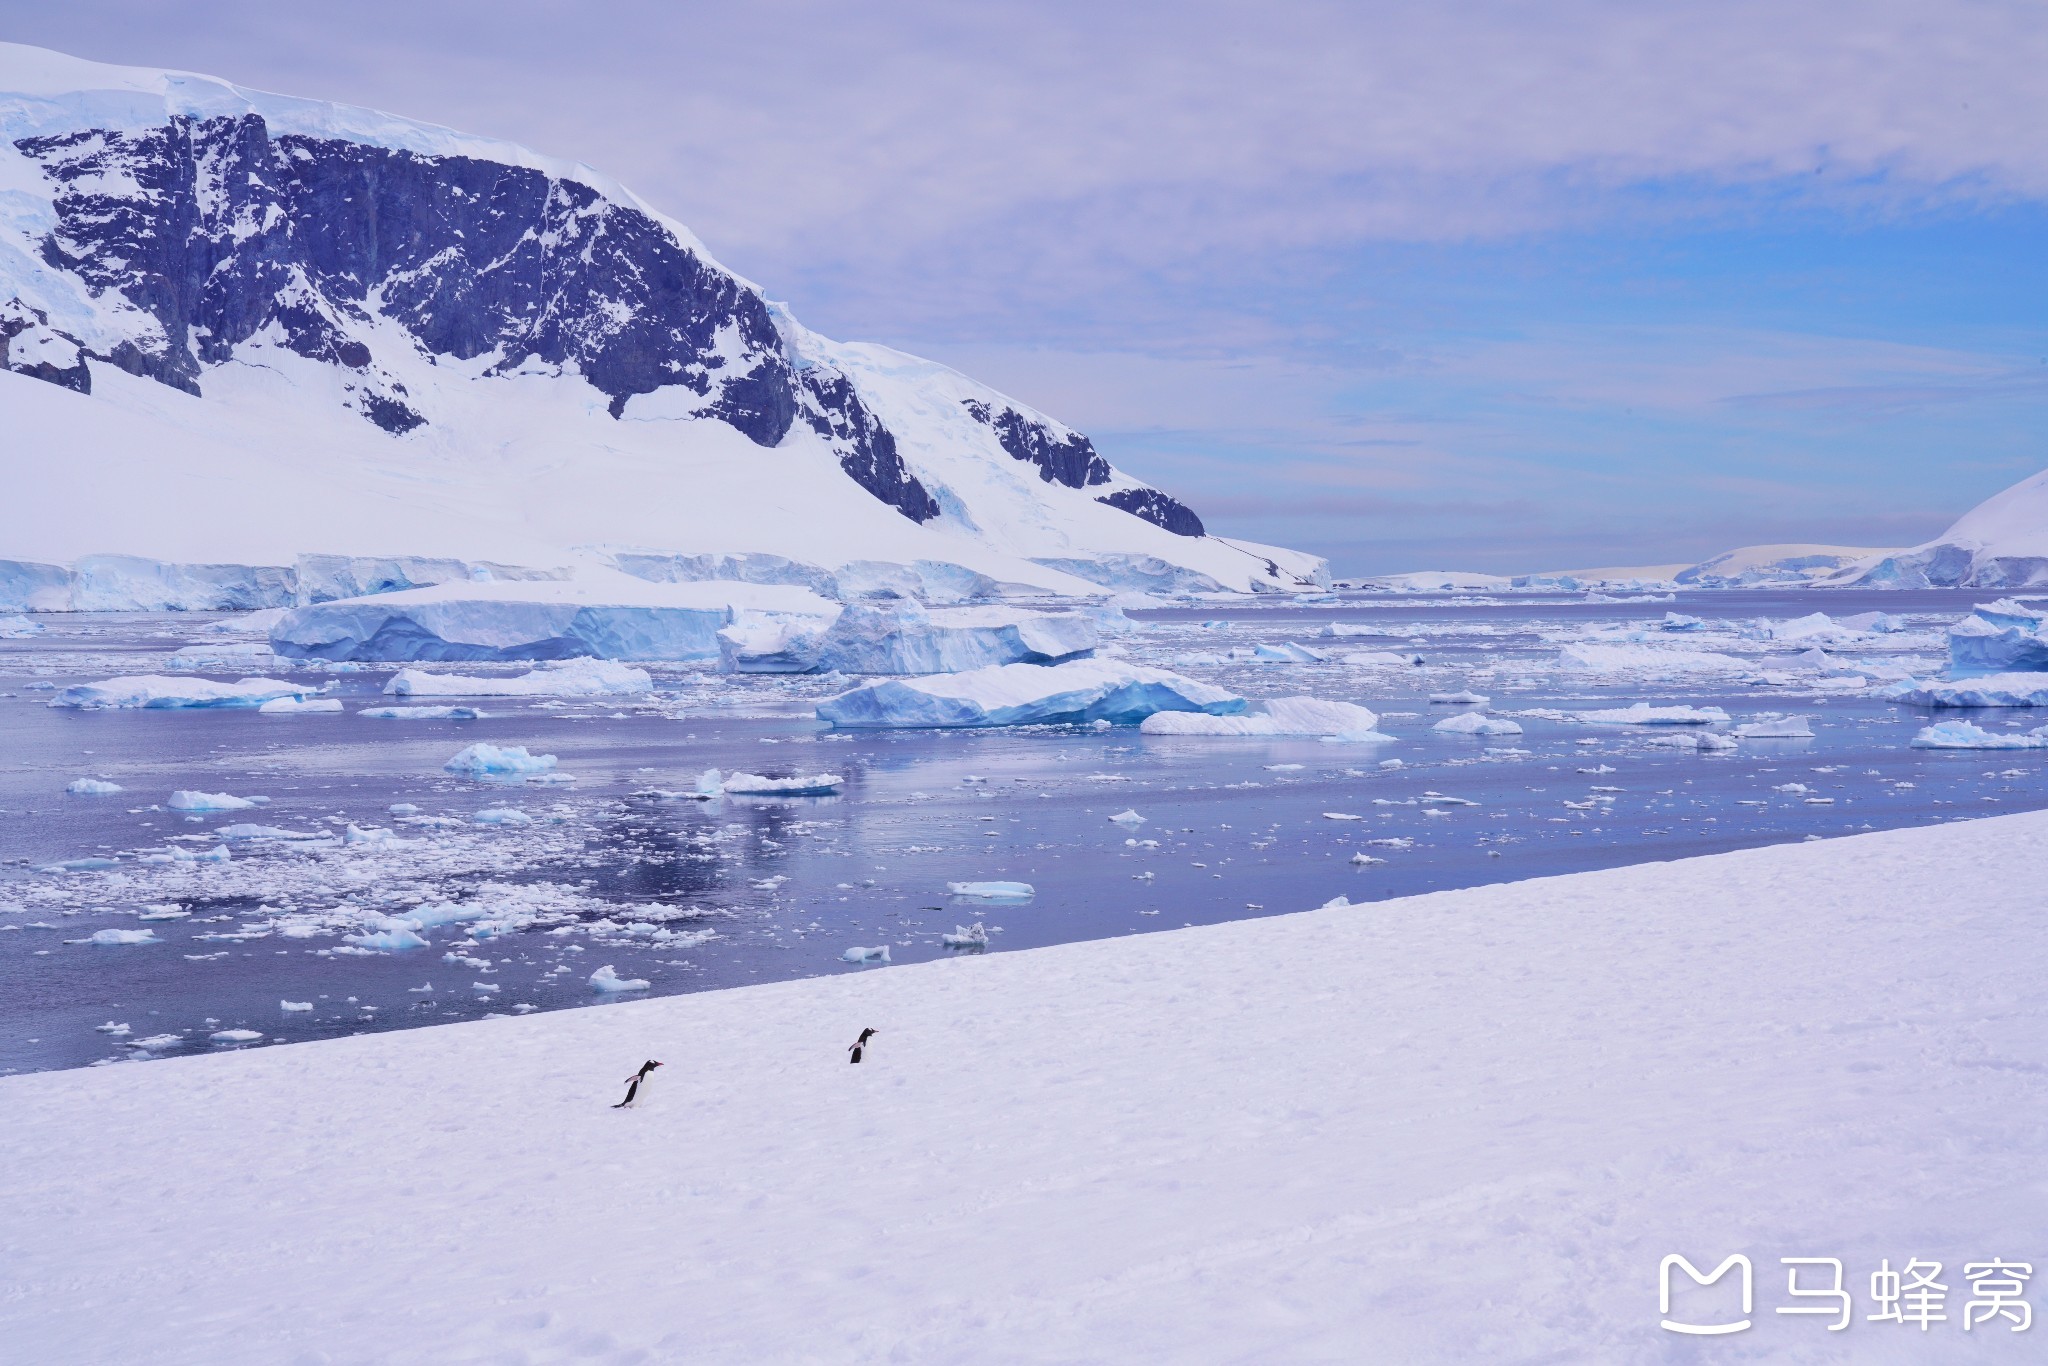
(5, 812, 2046, 1363)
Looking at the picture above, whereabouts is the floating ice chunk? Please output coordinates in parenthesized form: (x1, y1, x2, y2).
(473, 808, 533, 825)
(389, 803, 420, 814)
(346, 925, 431, 952)
(1909, 720, 2048, 750)
(819, 659, 1243, 730)
(168, 842, 233, 862)
(0, 613, 44, 637)
(444, 743, 558, 779)
(167, 790, 259, 812)
(124, 1034, 183, 1051)
(1576, 703, 1731, 725)
(1319, 623, 1379, 638)
(1141, 696, 1385, 739)
(280, 1000, 313, 1012)
(941, 922, 989, 948)
(1349, 852, 1385, 865)
(210, 1029, 262, 1044)
(718, 610, 828, 673)
(66, 778, 123, 795)
(1432, 712, 1523, 736)
(1945, 600, 2048, 674)
(1429, 691, 1490, 705)
(86, 928, 159, 945)
(1879, 674, 2048, 708)
(949, 881, 1035, 902)
(1647, 731, 1739, 751)
(198, 608, 290, 636)
(386, 658, 653, 698)
(344, 824, 402, 844)
(719, 771, 844, 796)
(137, 905, 189, 921)
(51, 676, 313, 710)
(360, 705, 488, 719)
(1251, 642, 1326, 663)
(213, 824, 323, 841)
(42, 857, 119, 872)
(1322, 812, 1363, 821)
(1838, 611, 1905, 633)
(1108, 809, 1147, 826)
(1661, 613, 1706, 631)
(590, 964, 651, 991)
(839, 945, 891, 963)
(258, 696, 344, 714)
(1734, 715, 1815, 738)
(815, 601, 1100, 675)
(167, 640, 280, 670)
(1342, 651, 1424, 666)
(94, 1021, 131, 1035)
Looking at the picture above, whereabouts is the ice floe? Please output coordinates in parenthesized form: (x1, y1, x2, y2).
(1909, 720, 2048, 750)
(65, 778, 122, 795)
(1733, 715, 1815, 738)
(1555, 644, 1749, 674)
(385, 658, 653, 697)
(50, 675, 314, 710)
(940, 923, 990, 949)
(359, 705, 488, 719)
(1140, 696, 1385, 740)
(444, 744, 559, 779)
(948, 881, 1035, 902)
(589, 965, 651, 992)
(718, 772, 845, 796)
(1880, 673, 2048, 708)
(167, 790, 260, 812)
(1576, 703, 1731, 725)
(258, 697, 344, 715)
(818, 659, 1241, 729)
(1432, 712, 1523, 736)
(839, 945, 892, 963)
(813, 602, 1101, 675)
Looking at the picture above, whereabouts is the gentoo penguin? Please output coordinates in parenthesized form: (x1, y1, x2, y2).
(613, 1059, 662, 1108)
(847, 1027, 877, 1064)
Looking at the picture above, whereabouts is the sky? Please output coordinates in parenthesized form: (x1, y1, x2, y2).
(3, 0, 2045, 574)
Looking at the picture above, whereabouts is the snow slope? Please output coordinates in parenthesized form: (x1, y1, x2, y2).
(1834, 466, 2048, 588)
(5, 812, 2046, 1362)
(0, 43, 1322, 595)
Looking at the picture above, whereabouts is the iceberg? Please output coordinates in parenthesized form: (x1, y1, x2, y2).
(360, 705, 488, 719)
(1250, 642, 1326, 664)
(948, 881, 1035, 902)
(1140, 696, 1386, 739)
(1432, 712, 1523, 736)
(940, 923, 990, 949)
(50, 676, 313, 710)
(1909, 720, 2048, 750)
(1341, 650, 1424, 667)
(271, 576, 834, 663)
(1576, 704, 1731, 726)
(589, 965, 651, 992)
(818, 659, 1243, 730)
(210, 1029, 263, 1044)
(347, 926, 431, 952)
(167, 790, 259, 812)
(385, 658, 653, 697)
(1429, 691, 1490, 705)
(718, 772, 845, 796)
(1944, 600, 2048, 674)
(814, 602, 1100, 675)
(839, 946, 892, 963)
(0, 613, 43, 637)
(1733, 715, 1815, 738)
(258, 697, 344, 715)
(717, 611, 829, 673)
(1879, 674, 2048, 708)
(86, 928, 160, 946)
(66, 778, 123, 795)
(214, 824, 323, 841)
(1647, 731, 1739, 751)
(444, 744, 558, 779)
(473, 808, 534, 825)
(1661, 613, 1706, 631)
(1108, 809, 1147, 826)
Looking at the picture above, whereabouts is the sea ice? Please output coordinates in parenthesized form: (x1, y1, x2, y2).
(1733, 715, 1815, 738)
(0, 613, 43, 637)
(346, 926, 431, 952)
(49, 676, 313, 710)
(167, 790, 259, 812)
(1556, 644, 1748, 674)
(1342, 650, 1424, 666)
(1576, 703, 1731, 725)
(1429, 691, 1490, 705)
(1250, 642, 1326, 663)
(718, 772, 844, 796)
(385, 658, 652, 697)
(360, 705, 487, 719)
(940, 923, 990, 948)
(590, 965, 651, 991)
(86, 928, 159, 945)
(66, 778, 122, 795)
(839, 946, 891, 963)
(1661, 613, 1705, 631)
(1108, 809, 1147, 826)
(1139, 696, 1384, 739)
(949, 881, 1035, 902)
(210, 1029, 262, 1044)
(444, 744, 558, 779)
(1909, 720, 2048, 750)
(280, 1000, 313, 1012)
(818, 659, 1242, 729)
(258, 697, 344, 714)
(1879, 674, 2048, 708)
(473, 808, 534, 825)
(1432, 712, 1523, 736)
(1647, 731, 1739, 751)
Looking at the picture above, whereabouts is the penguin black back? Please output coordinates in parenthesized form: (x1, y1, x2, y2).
(848, 1027, 877, 1064)
(612, 1058, 663, 1108)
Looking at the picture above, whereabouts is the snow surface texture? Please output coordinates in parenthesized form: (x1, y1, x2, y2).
(817, 659, 1242, 729)
(0, 44, 1323, 598)
(6, 813, 2048, 1360)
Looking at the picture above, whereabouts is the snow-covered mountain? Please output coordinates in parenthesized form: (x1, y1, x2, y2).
(0, 44, 1322, 601)
(1827, 467, 2048, 589)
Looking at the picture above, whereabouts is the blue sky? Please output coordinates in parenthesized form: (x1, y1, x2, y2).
(4, 0, 2045, 572)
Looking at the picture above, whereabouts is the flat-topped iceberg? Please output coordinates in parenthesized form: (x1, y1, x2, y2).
(1880, 674, 2048, 708)
(1733, 715, 1815, 737)
(167, 790, 260, 812)
(1910, 720, 2048, 750)
(360, 705, 488, 720)
(50, 675, 314, 710)
(813, 602, 1101, 675)
(818, 659, 1242, 729)
(271, 576, 834, 663)
(66, 778, 123, 795)
(258, 697, 344, 715)
(385, 658, 653, 697)
(718, 772, 845, 796)
(1141, 696, 1386, 739)
(948, 881, 1035, 902)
